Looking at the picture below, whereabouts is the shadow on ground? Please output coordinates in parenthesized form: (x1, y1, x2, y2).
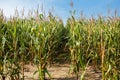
(45, 77, 76, 80)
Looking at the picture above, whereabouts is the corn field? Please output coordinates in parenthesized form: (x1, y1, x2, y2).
(0, 9, 120, 80)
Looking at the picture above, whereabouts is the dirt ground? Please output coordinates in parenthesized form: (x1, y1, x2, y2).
(24, 64, 101, 80)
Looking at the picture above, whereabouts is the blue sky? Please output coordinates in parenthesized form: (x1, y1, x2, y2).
(0, 0, 120, 22)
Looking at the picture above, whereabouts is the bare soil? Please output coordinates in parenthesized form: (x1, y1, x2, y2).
(24, 64, 101, 80)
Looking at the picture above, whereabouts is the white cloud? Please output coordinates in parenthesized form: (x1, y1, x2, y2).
(0, 0, 24, 17)
(0, 0, 40, 17)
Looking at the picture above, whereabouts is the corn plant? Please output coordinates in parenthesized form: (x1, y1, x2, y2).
(67, 16, 90, 80)
(0, 8, 120, 80)
(67, 15, 120, 80)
